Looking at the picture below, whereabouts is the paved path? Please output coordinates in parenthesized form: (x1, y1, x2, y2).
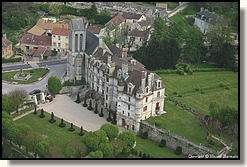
(38, 94, 110, 132)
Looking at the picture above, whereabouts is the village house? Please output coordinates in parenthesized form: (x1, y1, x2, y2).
(51, 26, 69, 53)
(87, 26, 104, 38)
(67, 17, 166, 134)
(127, 28, 151, 49)
(2, 34, 13, 58)
(194, 7, 226, 35)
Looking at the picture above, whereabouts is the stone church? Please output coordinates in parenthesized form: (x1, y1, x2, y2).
(67, 17, 166, 134)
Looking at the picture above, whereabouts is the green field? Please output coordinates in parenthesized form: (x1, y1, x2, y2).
(15, 110, 85, 157)
(160, 71, 238, 115)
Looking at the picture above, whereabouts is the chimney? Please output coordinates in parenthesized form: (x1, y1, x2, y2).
(200, 7, 204, 12)
(122, 50, 127, 58)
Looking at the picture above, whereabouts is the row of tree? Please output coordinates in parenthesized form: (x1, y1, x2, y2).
(201, 102, 238, 149)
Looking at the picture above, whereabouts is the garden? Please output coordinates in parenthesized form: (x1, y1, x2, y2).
(2, 67, 50, 84)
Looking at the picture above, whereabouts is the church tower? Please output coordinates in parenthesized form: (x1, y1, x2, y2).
(67, 18, 87, 82)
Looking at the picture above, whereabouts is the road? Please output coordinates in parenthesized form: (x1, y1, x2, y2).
(2, 60, 67, 94)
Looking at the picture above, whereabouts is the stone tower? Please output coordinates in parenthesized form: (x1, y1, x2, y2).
(67, 18, 87, 82)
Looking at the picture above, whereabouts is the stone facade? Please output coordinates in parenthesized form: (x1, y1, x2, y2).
(67, 17, 166, 134)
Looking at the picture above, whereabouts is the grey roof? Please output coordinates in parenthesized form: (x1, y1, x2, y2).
(195, 10, 220, 25)
(85, 29, 99, 55)
(69, 18, 85, 31)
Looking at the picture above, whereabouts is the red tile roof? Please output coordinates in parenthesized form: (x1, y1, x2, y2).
(2, 38, 12, 50)
(110, 12, 125, 26)
(21, 34, 51, 46)
(87, 26, 101, 35)
(30, 46, 46, 57)
(51, 27, 68, 36)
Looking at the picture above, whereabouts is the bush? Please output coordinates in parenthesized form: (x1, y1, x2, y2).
(219, 83, 224, 87)
(195, 87, 199, 91)
(173, 91, 178, 94)
(139, 151, 142, 157)
(175, 146, 182, 155)
(142, 131, 148, 139)
(225, 86, 230, 90)
(201, 90, 205, 94)
(159, 139, 166, 148)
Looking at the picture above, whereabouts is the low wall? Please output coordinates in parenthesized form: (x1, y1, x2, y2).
(59, 85, 85, 94)
(139, 121, 217, 156)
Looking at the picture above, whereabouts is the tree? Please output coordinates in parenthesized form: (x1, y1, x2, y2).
(15, 123, 32, 148)
(82, 132, 100, 152)
(100, 123, 119, 140)
(48, 76, 62, 98)
(110, 138, 127, 157)
(66, 139, 87, 158)
(152, 17, 169, 41)
(2, 113, 15, 140)
(169, 21, 186, 44)
(117, 131, 136, 154)
(45, 144, 64, 158)
(88, 150, 103, 158)
(183, 25, 205, 62)
(49, 3, 62, 19)
(23, 130, 44, 153)
(34, 141, 49, 158)
(2, 94, 10, 112)
(98, 142, 114, 158)
(211, 42, 237, 69)
(206, 25, 233, 54)
(202, 115, 213, 141)
(7, 88, 28, 108)
(93, 130, 108, 144)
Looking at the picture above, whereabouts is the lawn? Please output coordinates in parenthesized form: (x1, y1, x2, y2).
(160, 71, 238, 115)
(15, 110, 86, 157)
(2, 68, 49, 84)
(134, 136, 185, 158)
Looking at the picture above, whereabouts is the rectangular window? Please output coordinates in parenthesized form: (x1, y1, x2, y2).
(128, 87, 131, 93)
(106, 95, 108, 100)
(129, 97, 131, 102)
(58, 43, 61, 47)
(106, 87, 108, 92)
(80, 34, 83, 51)
(106, 77, 109, 82)
(58, 36, 61, 40)
(158, 82, 161, 88)
(53, 42, 56, 46)
(128, 105, 130, 110)
(146, 97, 148, 102)
(75, 34, 78, 52)
(157, 92, 160, 97)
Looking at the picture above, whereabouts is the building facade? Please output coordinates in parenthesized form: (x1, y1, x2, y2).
(67, 17, 166, 134)
(51, 26, 69, 53)
(2, 34, 13, 58)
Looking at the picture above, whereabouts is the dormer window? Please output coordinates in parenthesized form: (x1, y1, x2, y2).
(128, 83, 134, 94)
(157, 80, 161, 88)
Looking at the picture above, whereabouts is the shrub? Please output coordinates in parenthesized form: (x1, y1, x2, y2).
(219, 83, 224, 87)
(142, 153, 147, 158)
(225, 86, 230, 90)
(173, 91, 178, 94)
(142, 131, 148, 139)
(139, 151, 142, 157)
(201, 90, 205, 94)
(175, 146, 182, 155)
(159, 139, 166, 148)
(195, 87, 200, 91)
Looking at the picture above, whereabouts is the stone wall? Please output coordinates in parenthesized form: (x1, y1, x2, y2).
(59, 85, 85, 94)
(139, 121, 217, 156)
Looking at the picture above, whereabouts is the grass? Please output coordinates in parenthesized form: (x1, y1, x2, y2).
(15, 110, 87, 158)
(160, 71, 238, 115)
(63, 80, 86, 86)
(134, 136, 185, 158)
(2, 68, 49, 84)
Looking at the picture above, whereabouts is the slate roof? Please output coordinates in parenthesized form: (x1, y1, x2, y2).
(21, 34, 51, 46)
(108, 45, 123, 58)
(2, 38, 12, 50)
(51, 27, 68, 36)
(128, 28, 149, 37)
(122, 12, 143, 20)
(69, 18, 85, 31)
(85, 29, 99, 55)
(195, 10, 221, 25)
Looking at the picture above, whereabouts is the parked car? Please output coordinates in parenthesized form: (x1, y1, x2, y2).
(29, 89, 41, 95)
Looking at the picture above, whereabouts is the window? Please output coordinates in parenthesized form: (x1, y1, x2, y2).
(128, 105, 130, 110)
(66, 43, 68, 48)
(146, 87, 148, 93)
(128, 87, 131, 93)
(106, 77, 109, 82)
(58, 43, 61, 47)
(146, 97, 148, 102)
(75, 34, 78, 52)
(128, 113, 130, 116)
(143, 106, 147, 112)
(102, 90, 104, 96)
(106, 94, 108, 100)
(58, 36, 61, 40)
(158, 81, 161, 88)
(97, 68, 99, 74)
(116, 101, 117, 106)
(53, 35, 56, 38)
(123, 110, 124, 114)
(157, 92, 160, 97)
(80, 34, 83, 51)
(106, 87, 108, 92)
(129, 97, 131, 102)
(53, 42, 56, 46)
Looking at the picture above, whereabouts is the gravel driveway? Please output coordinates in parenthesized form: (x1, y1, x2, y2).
(38, 94, 109, 132)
